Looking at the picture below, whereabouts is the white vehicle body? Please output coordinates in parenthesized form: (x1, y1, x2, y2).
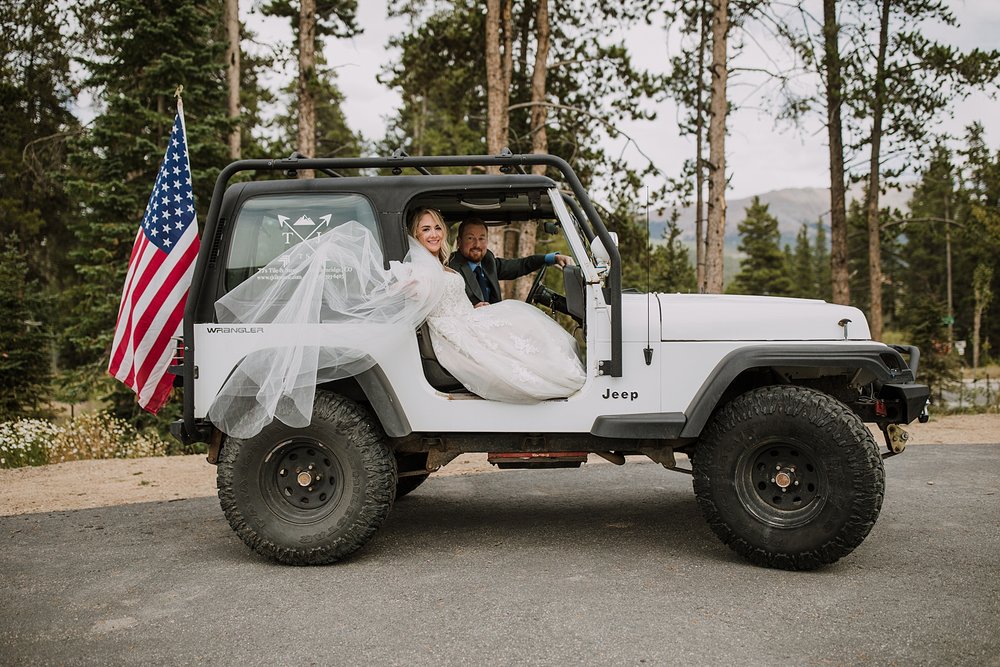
(176, 152, 929, 571)
(192, 187, 878, 437)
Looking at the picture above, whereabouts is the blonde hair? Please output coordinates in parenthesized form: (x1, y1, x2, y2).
(408, 208, 451, 263)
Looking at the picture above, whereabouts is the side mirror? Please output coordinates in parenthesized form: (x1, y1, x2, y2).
(590, 232, 618, 266)
(543, 220, 559, 234)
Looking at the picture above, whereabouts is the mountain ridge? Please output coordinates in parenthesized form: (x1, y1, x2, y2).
(648, 183, 914, 248)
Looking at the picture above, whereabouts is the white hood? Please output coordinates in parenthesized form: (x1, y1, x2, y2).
(654, 293, 871, 341)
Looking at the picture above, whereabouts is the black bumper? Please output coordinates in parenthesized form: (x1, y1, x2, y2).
(854, 382, 930, 425)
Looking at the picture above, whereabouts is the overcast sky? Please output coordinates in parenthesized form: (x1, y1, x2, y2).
(244, 1, 999, 200)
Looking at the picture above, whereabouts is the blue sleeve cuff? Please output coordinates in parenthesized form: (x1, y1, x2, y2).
(544, 252, 558, 265)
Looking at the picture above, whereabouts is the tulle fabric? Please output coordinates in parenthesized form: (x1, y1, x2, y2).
(208, 221, 446, 438)
(427, 273, 587, 402)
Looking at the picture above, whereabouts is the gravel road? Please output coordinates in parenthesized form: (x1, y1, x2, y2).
(1, 442, 998, 666)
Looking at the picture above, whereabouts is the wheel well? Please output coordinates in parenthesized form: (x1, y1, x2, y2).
(684, 366, 863, 439)
(317, 376, 368, 405)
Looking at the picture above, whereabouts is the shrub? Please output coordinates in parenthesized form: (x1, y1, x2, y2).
(0, 413, 168, 469)
(0, 419, 61, 468)
(49, 413, 167, 463)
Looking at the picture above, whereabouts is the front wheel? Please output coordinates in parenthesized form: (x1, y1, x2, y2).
(692, 385, 884, 570)
(217, 392, 396, 565)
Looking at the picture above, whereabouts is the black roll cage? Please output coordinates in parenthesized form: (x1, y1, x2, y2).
(179, 152, 623, 442)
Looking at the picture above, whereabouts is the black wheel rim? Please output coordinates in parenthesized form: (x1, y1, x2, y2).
(734, 438, 828, 528)
(260, 438, 345, 523)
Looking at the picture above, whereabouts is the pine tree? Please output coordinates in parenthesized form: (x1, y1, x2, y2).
(847, 194, 905, 334)
(790, 223, 815, 298)
(382, 1, 663, 185)
(728, 197, 793, 296)
(0, 235, 52, 419)
(651, 217, 697, 294)
(381, 3, 487, 158)
(64, 0, 230, 422)
(845, 0, 1000, 339)
(955, 123, 1000, 362)
(268, 70, 364, 159)
(261, 0, 360, 169)
(0, 0, 79, 289)
(898, 141, 954, 341)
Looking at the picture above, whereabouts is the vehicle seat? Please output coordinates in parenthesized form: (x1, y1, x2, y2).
(416, 322, 466, 392)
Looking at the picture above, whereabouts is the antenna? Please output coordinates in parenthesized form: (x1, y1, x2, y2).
(644, 187, 653, 366)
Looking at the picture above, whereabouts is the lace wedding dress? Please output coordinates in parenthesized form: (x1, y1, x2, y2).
(427, 271, 586, 403)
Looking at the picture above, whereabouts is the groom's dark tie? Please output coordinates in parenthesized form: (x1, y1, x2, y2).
(474, 265, 491, 302)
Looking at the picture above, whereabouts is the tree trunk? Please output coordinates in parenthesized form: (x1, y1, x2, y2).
(704, 0, 729, 294)
(225, 0, 241, 160)
(972, 301, 983, 370)
(501, 0, 514, 148)
(865, 0, 890, 339)
(513, 0, 550, 301)
(297, 0, 316, 179)
(485, 0, 514, 292)
(972, 264, 993, 370)
(695, 0, 709, 293)
(485, 0, 505, 158)
(823, 0, 849, 305)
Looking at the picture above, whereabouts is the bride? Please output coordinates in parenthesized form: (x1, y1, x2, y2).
(410, 208, 586, 403)
(208, 211, 586, 438)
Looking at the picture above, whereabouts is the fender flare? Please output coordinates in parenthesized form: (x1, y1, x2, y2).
(351, 365, 412, 437)
(678, 343, 913, 438)
(205, 350, 412, 439)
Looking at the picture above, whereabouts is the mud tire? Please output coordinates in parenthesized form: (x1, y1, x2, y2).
(217, 392, 396, 565)
(692, 385, 884, 570)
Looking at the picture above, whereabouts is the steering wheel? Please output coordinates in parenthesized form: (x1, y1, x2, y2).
(526, 264, 549, 305)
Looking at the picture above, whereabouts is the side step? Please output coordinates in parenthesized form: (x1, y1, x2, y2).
(487, 451, 589, 469)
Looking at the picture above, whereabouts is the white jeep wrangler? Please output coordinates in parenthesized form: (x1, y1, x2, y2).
(170, 152, 929, 570)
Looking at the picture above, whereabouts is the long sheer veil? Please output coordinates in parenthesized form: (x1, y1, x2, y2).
(207, 221, 445, 438)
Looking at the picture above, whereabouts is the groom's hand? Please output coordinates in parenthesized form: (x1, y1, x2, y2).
(553, 254, 575, 269)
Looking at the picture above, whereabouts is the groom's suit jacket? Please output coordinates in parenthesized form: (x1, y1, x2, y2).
(447, 250, 548, 305)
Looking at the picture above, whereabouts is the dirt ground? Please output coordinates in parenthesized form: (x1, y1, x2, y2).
(1, 413, 996, 517)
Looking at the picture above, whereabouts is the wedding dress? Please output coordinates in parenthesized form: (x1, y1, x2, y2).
(427, 271, 586, 402)
(207, 221, 585, 438)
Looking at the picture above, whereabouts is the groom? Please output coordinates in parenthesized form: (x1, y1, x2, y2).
(448, 218, 574, 308)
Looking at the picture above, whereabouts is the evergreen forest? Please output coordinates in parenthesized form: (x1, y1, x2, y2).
(2, 0, 999, 442)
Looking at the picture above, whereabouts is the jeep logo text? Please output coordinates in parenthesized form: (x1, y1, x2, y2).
(602, 389, 638, 401)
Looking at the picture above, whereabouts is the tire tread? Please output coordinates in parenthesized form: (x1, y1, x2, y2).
(217, 392, 396, 565)
(693, 385, 884, 570)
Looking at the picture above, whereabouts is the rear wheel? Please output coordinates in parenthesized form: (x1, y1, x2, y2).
(217, 392, 396, 565)
(692, 385, 884, 570)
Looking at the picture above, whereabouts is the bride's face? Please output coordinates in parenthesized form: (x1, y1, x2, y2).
(414, 214, 446, 255)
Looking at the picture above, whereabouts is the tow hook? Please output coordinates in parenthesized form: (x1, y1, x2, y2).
(882, 424, 909, 458)
(919, 399, 930, 423)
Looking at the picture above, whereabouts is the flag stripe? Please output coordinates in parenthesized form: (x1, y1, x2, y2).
(132, 244, 199, 392)
(109, 235, 162, 373)
(109, 236, 169, 377)
(121, 225, 196, 359)
(117, 230, 197, 390)
(113, 228, 146, 325)
(135, 298, 186, 405)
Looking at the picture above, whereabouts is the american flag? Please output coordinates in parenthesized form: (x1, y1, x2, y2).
(108, 101, 201, 413)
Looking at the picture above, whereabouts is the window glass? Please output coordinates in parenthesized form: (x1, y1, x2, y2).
(225, 193, 381, 291)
